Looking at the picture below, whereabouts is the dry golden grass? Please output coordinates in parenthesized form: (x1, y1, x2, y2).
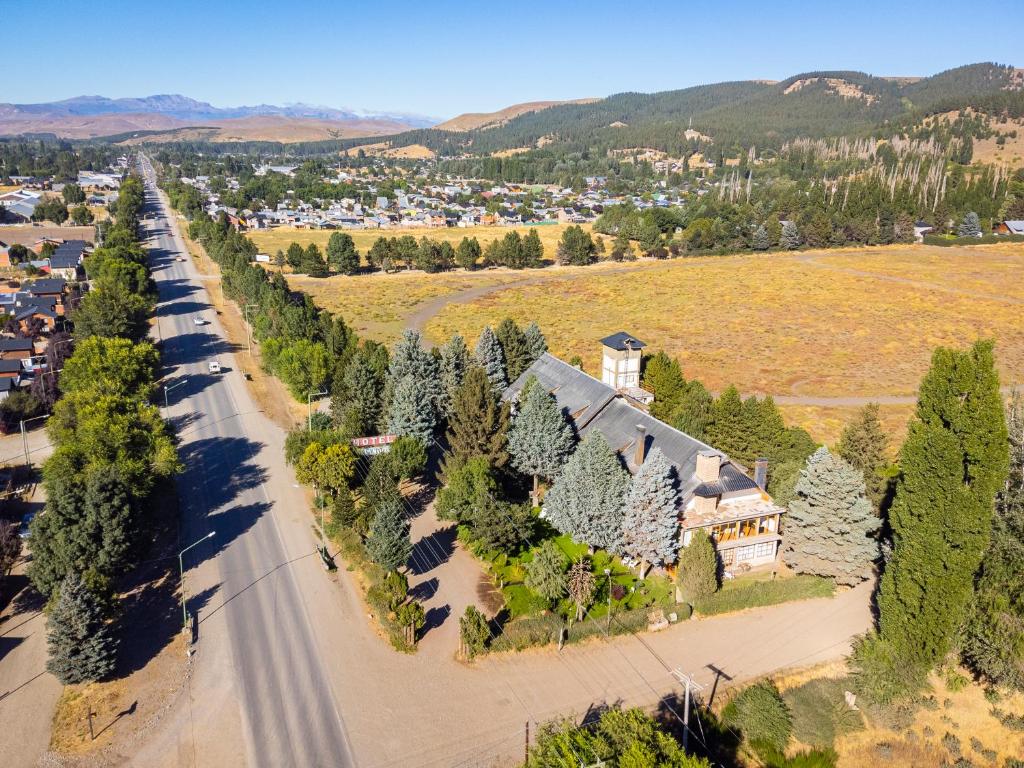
(249, 222, 594, 262)
(837, 673, 1024, 767)
(0, 184, 21, 195)
(778, 404, 912, 453)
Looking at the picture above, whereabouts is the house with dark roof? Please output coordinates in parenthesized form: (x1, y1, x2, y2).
(47, 240, 88, 280)
(0, 375, 15, 401)
(505, 348, 785, 571)
(0, 337, 34, 360)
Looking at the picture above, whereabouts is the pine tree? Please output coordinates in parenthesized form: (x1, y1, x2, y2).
(671, 381, 715, 441)
(385, 329, 441, 429)
(523, 322, 547, 365)
(837, 403, 889, 510)
(958, 211, 982, 238)
(780, 220, 801, 250)
(524, 540, 568, 602)
(522, 228, 544, 267)
(46, 572, 117, 684)
(495, 318, 530, 383)
(677, 528, 718, 603)
(456, 237, 481, 270)
(877, 340, 1009, 683)
(301, 243, 328, 277)
(544, 432, 630, 551)
(475, 326, 507, 393)
(642, 352, 686, 422)
(441, 366, 510, 476)
(620, 448, 679, 577)
(508, 375, 576, 503)
(752, 225, 770, 251)
(366, 498, 412, 573)
(331, 346, 386, 438)
(286, 241, 304, 269)
(438, 333, 470, 418)
(326, 232, 360, 275)
(783, 447, 879, 585)
(386, 375, 436, 444)
(961, 393, 1024, 690)
(706, 385, 745, 459)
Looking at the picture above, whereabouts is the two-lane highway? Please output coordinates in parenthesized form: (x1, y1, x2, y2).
(137, 158, 354, 768)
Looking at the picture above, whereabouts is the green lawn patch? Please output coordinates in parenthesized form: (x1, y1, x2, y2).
(694, 574, 834, 616)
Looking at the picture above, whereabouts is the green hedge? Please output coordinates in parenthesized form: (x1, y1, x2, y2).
(695, 575, 834, 616)
(923, 233, 1024, 246)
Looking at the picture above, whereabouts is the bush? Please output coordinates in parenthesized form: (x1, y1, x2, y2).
(489, 612, 563, 652)
(723, 681, 793, 752)
(783, 677, 864, 748)
(694, 575, 833, 616)
(849, 633, 927, 705)
(459, 605, 491, 659)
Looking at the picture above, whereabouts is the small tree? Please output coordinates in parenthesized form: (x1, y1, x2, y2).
(523, 321, 547, 364)
(784, 447, 879, 585)
(780, 220, 801, 250)
(567, 559, 596, 621)
(474, 326, 507, 392)
(620, 448, 679, 577)
(677, 528, 718, 603)
(522, 228, 544, 266)
(396, 599, 426, 645)
(326, 231, 360, 274)
(366, 498, 412, 573)
(0, 521, 22, 579)
(752, 224, 770, 251)
(524, 540, 569, 602)
(456, 237, 481, 270)
(958, 211, 982, 238)
(495, 318, 530, 382)
(723, 681, 793, 753)
(837, 402, 889, 510)
(508, 375, 576, 504)
(46, 572, 117, 684)
(556, 225, 597, 265)
(460, 605, 490, 659)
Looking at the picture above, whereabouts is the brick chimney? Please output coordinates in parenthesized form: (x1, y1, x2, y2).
(695, 450, 721, 483)
(633, 424, 647, 466)
(754, 458, 768, 489)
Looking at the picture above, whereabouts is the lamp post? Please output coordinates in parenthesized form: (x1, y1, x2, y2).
(19, 413, 50, 468)
(178, 531, 215, 629)
(163, 378, 188, 412)
(243, 304, 258, 356)
(307, 389, 328, 431)
(604, 568, 613, 636)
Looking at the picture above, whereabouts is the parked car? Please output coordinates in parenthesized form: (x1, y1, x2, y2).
(208, 361, 221, 374)
(19, 511, 35, 539)
(193, 316, 205, 326)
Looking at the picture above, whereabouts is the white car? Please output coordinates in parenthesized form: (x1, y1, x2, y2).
(175, 256, 185, 262)
(193, 316, 205, 326)
(208, 361, 221, 374)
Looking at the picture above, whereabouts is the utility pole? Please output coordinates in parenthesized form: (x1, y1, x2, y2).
(604, 568, 612, 635)
(671, 669, 705, 751)
(87, 705, 95, 741)
(243, 303, 258, 355)
(524, 720, 529, 764)
(178, 531, 215, 633)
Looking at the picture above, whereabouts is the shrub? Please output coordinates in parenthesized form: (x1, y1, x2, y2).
(783, 677, 864, 749)
(459, 605, 491, 659)
(489, 612, 563, 652)
(849, 633, 926, 705)
(723, 681, 792, 752)
(694, 575, 832, 616)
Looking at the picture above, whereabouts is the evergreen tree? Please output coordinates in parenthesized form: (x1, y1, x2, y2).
(440, 366, 509, 476)
(301, 243, 328, 277)
(474, 325, 507, 393)
(331, 345, 386, 438)
(326, 231, 360, 274)
(544, 432, 630, 551)
(385, 329, 441, 429)
(508, 375, 576, 504)
(642, 352, 686, 422)
(706, 385, 745, 459)
(837, 403, 889, 510)
(671, 381, 715, 441)
(45, 572, 117, 684)
(468, 497, 533, 551)
(456, 237, 481, 270)
(958, 211, 982, 237)
(677, 528, 718, 603)
(567, 559, 596, 620)
(523, 321, 548, 364)
(524, 540, 568, 602)
(780, 220, 801, 250)
(386, 375, 436, 444)
(556, 225, 597, 266)
(522, 228, 544, 266)
(438, 333, 470, 418)
(783, 447, 879, 585)
(876, 341, 1009, 686)
(436, 456, 496, 523)
(620, 448, 679, 577)
(366, 498, 412, 573)
(961, 393, 1024, 690)
(752, 224, 771, 251)
(495, 318, 530, 382)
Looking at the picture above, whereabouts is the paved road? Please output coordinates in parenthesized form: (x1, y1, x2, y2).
(135, 159, 355, 768)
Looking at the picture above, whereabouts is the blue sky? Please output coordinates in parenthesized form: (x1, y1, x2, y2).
(6, 0, 1020, 119)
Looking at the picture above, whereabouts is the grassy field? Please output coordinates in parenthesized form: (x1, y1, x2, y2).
(250, 222, 597, 264)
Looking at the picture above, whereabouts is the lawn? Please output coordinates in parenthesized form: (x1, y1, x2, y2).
(249, 222, 595, 265)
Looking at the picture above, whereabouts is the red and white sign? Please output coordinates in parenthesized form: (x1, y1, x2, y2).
(350, 434, 398, 455)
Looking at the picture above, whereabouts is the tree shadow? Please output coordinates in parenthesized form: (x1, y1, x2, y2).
(160, 331, 239, 367)
(408, 577, 439, 602)
(421, 604, 451, 637)
(198, 553, 313, 625)
(407, 525, 456, 575)
(178, 436, 269, 515)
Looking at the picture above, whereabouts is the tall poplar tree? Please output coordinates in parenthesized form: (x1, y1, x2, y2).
(46, 572, 117, 684)
(475, 326, 507, 393)
(544, 432, 630, 551)
(877, 341, 1009, 682)
(783, 447, 879, 585)
(620, 448, 679, 577)
(508, 375, 576, 503)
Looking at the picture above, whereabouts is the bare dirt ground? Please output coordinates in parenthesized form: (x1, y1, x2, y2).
(0, 225, 96, 247)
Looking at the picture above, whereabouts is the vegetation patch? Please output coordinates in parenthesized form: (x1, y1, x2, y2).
(694, 574, 833, 616)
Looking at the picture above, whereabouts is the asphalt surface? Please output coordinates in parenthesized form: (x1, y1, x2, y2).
(139, 159, 354, 768)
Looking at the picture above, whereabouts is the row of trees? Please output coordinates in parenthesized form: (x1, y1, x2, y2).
(30, 172, 181, 685)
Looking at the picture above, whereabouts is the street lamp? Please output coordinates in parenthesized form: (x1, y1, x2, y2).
(178, 531, 215, 630)
(163, 378, 188, 411)
(307, 389, 328, 431)
(20, 413, 50, 468)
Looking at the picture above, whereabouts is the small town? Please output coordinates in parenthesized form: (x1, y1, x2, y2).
(2, 4, 1024, 768)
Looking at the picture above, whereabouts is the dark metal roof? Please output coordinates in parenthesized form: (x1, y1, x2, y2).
(504, 353, 617, 432)
(0, 359, 23, 373)
(599, 331, 646, 351)
(26, 278, 66, 295)
(0, 337, 33, 352)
